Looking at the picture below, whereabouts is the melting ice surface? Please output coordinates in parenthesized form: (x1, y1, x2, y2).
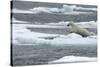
(48, 56, 97, 64)
(12, 23, 97, 46)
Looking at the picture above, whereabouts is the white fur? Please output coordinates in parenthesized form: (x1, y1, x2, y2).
(67, 22, 95, 37)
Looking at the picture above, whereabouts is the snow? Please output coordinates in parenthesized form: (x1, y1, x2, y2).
(48, 56, 97, 64)
(30, 7, 60, 14)
(12, 23, 66, 28)
(46, 21, 69, 26)
(12, 24, 97, 45)
(12, 4, 96, 14)
(47, 21, 97, 28)
(12, 8, 33, 14)
(75, 6, 97, 11)
(12, 18, 28, 23)
(51, 37, 96, 45)
(76, 21, 97, 28)
(29, 5, 79, 14)
(12, 19, 97, 28)
(29, 5, 92, 14)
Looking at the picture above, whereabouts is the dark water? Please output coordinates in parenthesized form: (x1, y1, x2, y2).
(12, 44, 97, 66)
(12, 13, 97, 24)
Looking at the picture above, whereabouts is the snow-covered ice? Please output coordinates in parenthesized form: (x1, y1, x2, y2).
(30, 7, 60, 14)
(12, 4, 96, 14)
(48, 56, 97, 64)
(46, 21, 97, 28)
(29, 5, 93, 14)
(76, 21, 97, 28)
(12, 8, 33, 14)
(12, 23, 97, 46)
(12, 18, 28, 23)
(12, 18, 97, 28)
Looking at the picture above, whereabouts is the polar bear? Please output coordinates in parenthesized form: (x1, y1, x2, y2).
(67, 22, 95, 37)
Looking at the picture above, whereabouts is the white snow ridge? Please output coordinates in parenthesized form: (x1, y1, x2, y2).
(12, 8, 33, 14)
(48, 56, 97, 64)
(12, 18, 28, 23)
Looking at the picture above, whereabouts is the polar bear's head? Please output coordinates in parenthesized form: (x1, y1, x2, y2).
(67, 22, 74, 26)
(67, 22, 78, 28)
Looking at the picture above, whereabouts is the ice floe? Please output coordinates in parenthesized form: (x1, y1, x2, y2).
(12, 4, 96, 14)
(48, 56, 97, 64)
(12, 24, 97, 45)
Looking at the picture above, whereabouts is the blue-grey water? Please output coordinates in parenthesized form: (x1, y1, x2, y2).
(12, 45, 97, 65)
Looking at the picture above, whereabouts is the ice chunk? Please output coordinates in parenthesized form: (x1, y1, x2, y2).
(12, 8, 33, 14)
(12, 18, 28, 23)
(48, 56, 97, 64)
